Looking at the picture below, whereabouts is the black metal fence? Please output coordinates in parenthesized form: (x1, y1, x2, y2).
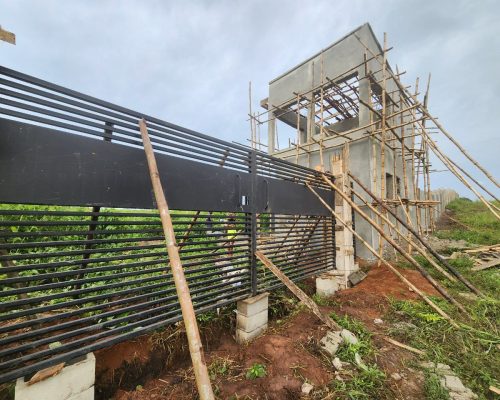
(0, 66, 335, 384)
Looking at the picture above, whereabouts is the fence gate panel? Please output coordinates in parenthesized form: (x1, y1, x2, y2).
(0, 65, 336, 384)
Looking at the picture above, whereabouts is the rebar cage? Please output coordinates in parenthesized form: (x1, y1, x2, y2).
(0, 66, 335, 383)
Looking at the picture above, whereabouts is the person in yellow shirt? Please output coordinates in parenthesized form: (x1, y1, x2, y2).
(226, 213, 237, 257)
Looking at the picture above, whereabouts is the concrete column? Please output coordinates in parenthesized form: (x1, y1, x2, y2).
(236, 292, 269, 343)
(306, 95, 315, 144)
(268, 112, 276, 154)
(358, 68, 371, 127)
(16, 353, 95, 400)
(332, 148, 358, 288)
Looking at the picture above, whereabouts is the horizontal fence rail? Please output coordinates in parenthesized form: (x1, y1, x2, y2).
(0, 65, 336, 384)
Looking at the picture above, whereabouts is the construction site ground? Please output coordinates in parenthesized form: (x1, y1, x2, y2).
(92, 200, 499, 400)
(95, 265, 436, 400)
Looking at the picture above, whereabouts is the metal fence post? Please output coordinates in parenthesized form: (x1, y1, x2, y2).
(250, 150, 258, 296)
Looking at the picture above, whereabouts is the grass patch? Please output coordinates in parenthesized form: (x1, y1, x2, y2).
(387, 297, 499, 399)
(312, 293, 338, 307)
(435, 198, 500, 245)
(325, 313, 388, 399)
(245, 363, 267, 380)
(423, 369, 450, 400)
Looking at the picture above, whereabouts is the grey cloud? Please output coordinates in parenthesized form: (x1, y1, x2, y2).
(1, 0, 498, 196)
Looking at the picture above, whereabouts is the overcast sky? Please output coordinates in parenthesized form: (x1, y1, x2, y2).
(1, 0, 499, 197)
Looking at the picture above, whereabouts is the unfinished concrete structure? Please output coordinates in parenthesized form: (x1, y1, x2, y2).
(258, 23, 459, 259)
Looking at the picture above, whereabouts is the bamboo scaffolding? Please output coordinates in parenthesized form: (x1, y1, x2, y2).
(305, 183, 459, 327)
(319, 174, 468, 314)
(354, 33, 498, 217)
(349, 184, 457, 282)
(256, 49, 394, 125)
(387, 67, 499, 216)
(139, 119, 215, 400)
(419, 125, 500, 219)
(348, 172, 484, 297)
(419, 105, 499, 189)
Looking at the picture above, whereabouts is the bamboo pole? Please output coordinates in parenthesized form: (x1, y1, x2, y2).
(139, 119, 215, 400)
(320, 175, 468, 313)
(412, 78, 421, 235)
(398, 89, 413, 253)
(348, 172, 484, 297)
(378, 32, 389, 265)
(319, 51, 325, 170)
(305, 183, 459, 327)
(255, 251, 341, 331)
(295, 94, 300, 164)
(423, 74, 434, 232)
(0, 25, 16, 45)
(248, 82, 256, 149)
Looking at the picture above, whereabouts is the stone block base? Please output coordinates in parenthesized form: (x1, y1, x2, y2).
(16, 353, 95, 400)
(236, 292, 269, 343)
(236, 324, 268, 343)
(316, 274, 339, 297)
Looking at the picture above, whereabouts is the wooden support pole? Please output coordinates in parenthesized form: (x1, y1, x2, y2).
(305, 183, 459, 327)
(0, 26, 16, 45)
(139, 119, 215, 400)
(378, 32, 388, 265)
(255, 250, 341, 331)
(320, 175, 468, 314)
(348, 172, 484, 297)
(423, 74, 434, 231)
(382, 336, 425, 355)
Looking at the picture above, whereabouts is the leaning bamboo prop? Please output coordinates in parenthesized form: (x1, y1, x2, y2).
(305, 183, 459, 327)
(348, 172, 484, 297)
(418, 105, 499, 189)
(347, 184, 457, 282)
(318, 175, 468, 315)
(255, 250, 341, 331)
(139, 119, 215, 400)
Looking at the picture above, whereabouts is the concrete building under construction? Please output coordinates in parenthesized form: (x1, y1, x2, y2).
(258, 23, 459, 259)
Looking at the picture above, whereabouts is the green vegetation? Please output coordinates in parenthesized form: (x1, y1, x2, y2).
(387, 297, 499, 399)
(312, 293, 338, 307)
(435, 198, 500, 245)
(423, 369, 450, 400)
(385, 197, 500, 399)
(245, 363, 267, 380)
(328, 313, 387, 399)
(208, 356, 236, 380)
(0, 203, 250, 310)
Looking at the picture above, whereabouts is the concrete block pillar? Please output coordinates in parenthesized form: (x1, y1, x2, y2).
(316, 273, 339, 296)
(331, 147, 357, 288)
(236, 292, 269, 343)
(16, 353, 95, 400)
